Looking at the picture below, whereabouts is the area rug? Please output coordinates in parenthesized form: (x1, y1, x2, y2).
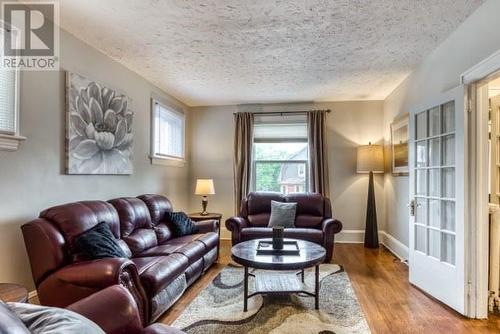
(172, 264, 371, 333)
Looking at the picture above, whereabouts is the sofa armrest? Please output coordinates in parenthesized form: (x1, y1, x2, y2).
(194, 219, 219, 234)
(67, 285, 144, 334)
(322, 218, 342, 236)
(321, 218, 343, 262)
(37, 258, 148, 323)
(225, 216, 248, 244)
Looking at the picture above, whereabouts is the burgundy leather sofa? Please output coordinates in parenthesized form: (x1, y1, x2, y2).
(225, 192, 342, 262)
(21, 194, 219, 324)
(0, 285, 183, 334)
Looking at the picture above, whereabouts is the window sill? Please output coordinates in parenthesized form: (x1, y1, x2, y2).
(150, 156, 186, 167)
(0, 134, 26, 151)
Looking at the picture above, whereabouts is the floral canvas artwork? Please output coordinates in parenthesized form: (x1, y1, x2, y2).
(66, 72, 133, 174)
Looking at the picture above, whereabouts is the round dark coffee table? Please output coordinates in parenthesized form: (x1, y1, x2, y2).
(231, 238, 326, 312)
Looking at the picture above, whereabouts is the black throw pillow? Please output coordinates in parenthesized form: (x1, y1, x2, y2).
(165, 212, 199, 237)
(74, 222, 128, 260)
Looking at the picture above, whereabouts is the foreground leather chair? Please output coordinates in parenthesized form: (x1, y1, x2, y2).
(0, 285, 183, 334)
(226, 192, 342, 262)
(21, 194, 219, 324)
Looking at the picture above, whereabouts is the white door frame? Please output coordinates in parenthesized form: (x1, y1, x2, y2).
(461, 48, 500, 318)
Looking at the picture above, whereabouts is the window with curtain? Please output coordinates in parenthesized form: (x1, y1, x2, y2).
(151, 100, 185, 160)
(0, 27, 22, 151)
(252, 114, 309, 194)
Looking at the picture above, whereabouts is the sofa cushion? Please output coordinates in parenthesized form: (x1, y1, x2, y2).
(153, 223, 174, 244)
(137, 243, 185, 258)
(173, 242, 206, 265)
(240, 227, 323, 244)
(137, 194, 173, 225)
(268, 200, 297, 228)
(245, 192, 285, 216)
(196, 232, 219, 250)
(165, 212, 199, 237)
(286, 193, 325, 216)
(139, 254, 188, 298)
(108, 198, 153, 237)
(74, 222, 128, 261)
(123, 229, 158, 255)
(247, 213, 271, 227)
(39, 201, 120, 252)
(130, 256, 165, 275)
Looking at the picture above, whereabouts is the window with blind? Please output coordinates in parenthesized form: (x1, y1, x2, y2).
(252, 114, 309, 194)
(151, 100, 185, 160)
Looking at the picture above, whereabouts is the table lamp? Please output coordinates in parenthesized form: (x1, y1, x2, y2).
(195, 179, 215, 215)
(357, 142, 384, 248)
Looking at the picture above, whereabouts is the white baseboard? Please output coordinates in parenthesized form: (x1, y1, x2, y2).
(380, 231, 409, 263)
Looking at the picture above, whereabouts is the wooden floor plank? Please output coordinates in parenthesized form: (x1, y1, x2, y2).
(158, 241, 500, 333)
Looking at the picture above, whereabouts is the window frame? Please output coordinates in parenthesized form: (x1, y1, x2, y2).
(251, 126, 309, 194)
(150, 98, 186, 165)
(0, 25, 24, 151)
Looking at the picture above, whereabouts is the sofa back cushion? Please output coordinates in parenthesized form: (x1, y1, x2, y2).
(286, 193, 325, 228)
(245, 192, 285, 227)
(108, 197, 156, 254)
(137, 194, 175, 243)
(39, 201, 120, 254)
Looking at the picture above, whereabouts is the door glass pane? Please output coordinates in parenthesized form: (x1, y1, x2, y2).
(429, 106, 441, 136)
(415, 198, 427, 225)
(429, 229, 440, 259)
(416, 141, 427, 167)
(429, 138, 440, 166)
(442, 168, 455, 198)
(429, 199, 441, 228)
(442, 135, 455, 166)
(441, 233, 456, 265)
(416, 111, 427, 140)
(442, 201, 455, 231)
(416, 170, 427, 195)
(442, 101, 455, 133)
(415, 225, 426, 253)
(429, 169, 440, 197)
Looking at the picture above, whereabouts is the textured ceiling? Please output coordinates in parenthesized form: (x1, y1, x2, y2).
(56, 0, 483, 106)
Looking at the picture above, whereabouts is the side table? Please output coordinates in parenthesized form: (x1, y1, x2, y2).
(0, 283, 29, 303)
(188, 212, 223, 261)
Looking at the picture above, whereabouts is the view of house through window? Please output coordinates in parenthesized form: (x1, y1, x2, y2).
(252, 117, 308, 194)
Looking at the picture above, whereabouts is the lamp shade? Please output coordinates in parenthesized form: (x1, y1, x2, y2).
(195, 179, 215, 195)
(357, 143, 384, 174)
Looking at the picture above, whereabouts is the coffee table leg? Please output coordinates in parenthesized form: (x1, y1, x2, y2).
(244, 266, 248, 312)
(315, 265, 320, 309)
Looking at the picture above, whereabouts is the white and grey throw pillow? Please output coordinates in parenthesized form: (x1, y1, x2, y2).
(268, 200, 297, 228)
(7, 302, 105, 334)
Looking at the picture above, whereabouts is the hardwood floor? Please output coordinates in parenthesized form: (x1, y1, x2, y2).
(158, 241, 500, 333)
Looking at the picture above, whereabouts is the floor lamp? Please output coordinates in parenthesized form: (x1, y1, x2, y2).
(357, 142, 384, 248)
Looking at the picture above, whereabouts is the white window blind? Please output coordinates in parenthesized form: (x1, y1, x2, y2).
(0, 68, 17, 134)
(253, 114, 307, 141)
(153, 102, 185, 159)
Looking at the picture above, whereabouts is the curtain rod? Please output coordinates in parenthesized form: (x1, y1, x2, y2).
(233, 109, 331, 115)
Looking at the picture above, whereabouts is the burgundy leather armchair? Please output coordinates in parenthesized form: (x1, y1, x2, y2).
(0, 285, 183, 334)
(21, 194, 219, 324)
(226, 192, 342, 262)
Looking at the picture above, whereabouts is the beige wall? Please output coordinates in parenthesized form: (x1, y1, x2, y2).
(0, 30, 191, 289)
(188, 101, 385, 239)
(383, 0, 500, 246)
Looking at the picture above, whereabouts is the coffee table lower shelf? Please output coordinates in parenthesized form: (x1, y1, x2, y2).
(243, 265, 320, 312)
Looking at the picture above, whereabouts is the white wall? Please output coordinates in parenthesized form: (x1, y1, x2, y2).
(383, 0, 500, 246)
(0, 29, 191, 289)
(188, 101, 385, 239)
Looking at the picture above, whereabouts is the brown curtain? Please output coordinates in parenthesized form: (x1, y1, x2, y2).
(233, 112, 254, 213)
(308, 110, 330, 196)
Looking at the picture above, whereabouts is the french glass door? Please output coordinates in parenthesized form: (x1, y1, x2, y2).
(408, 86, 466, 314)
